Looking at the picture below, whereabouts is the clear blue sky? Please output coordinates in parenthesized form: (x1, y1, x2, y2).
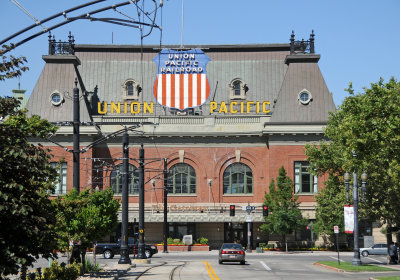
(1, 0, 399, 106)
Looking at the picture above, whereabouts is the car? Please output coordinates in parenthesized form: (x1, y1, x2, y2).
(95, 237, 158, 259)
(218, 243, 245, 265)
(359, 243, 388, 257)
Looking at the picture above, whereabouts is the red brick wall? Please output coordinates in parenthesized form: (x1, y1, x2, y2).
(51, 144, 324, 203)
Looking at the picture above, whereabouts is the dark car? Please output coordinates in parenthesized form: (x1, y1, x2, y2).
(218, 243, 245, 265)
(95, 237, 158, 259)
(360, 243, 388, 257)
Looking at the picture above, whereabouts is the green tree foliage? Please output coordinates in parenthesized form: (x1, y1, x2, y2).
(53, 188, 120, 264)
(312, 176, 346, 240)
(0, 44, 29, 81)
(305, 78, 400, 235)
(0, 97, 58, 277)
(260, 166, 305, 251)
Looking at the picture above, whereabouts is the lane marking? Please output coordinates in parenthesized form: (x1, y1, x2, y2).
(329, 256, 345, 263)
(366, 256, 384, 264)
(260, 261, 271, 271)
(202, 261, 220, 280)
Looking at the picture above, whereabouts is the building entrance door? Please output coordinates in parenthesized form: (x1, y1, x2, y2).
(224, 222, 247, 247)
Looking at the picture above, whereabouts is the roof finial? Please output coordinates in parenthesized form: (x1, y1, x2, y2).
(290, 30, 295, 54)
(309, 30, 315, 53)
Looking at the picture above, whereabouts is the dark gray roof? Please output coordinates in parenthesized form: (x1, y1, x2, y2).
(26, 43, 335, 123)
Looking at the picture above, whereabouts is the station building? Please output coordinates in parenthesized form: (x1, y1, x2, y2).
(25, 31, 347, 249)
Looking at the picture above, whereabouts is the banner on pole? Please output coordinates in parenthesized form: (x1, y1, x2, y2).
(344, 205, 354, 233)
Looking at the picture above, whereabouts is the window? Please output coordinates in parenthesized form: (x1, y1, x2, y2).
(168, 223, 196, 239)
(298, 89, 312, 105)
(50, 91, 64, 106)
(122, 79, 141, 100)
(223, 163, 253, 194)
(229, 78, 247, 100)
(168, 163, 196, 194)
(51, 162, 67, 195)
(110, 164, 139, 195)
(294, 161, 318, 194)
(295, 220, 318, 241)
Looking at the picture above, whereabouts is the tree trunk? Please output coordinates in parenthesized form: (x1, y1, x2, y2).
(81, 249, 86, 275)
(284, 235, 288, 252)
(93, 242, 96, 266)
(387, 220, 393, 265)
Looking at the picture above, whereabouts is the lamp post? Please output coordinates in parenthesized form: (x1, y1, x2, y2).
(118, 130, 131, 264)
(344, 160, 367, 266)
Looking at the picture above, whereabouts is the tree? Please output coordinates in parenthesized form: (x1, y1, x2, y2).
(305, 78, 400, 261)
(260, 166, 306, 252)
(53, 188, 120, 269)
(0, 97, 58, 277)
(312, 175, 347, 245)
(1, 44, 29, 81)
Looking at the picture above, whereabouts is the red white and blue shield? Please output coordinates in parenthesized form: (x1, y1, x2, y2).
(153, 49, 210, 110)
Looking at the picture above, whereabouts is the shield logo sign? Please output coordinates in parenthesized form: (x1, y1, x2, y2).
(153, 49, 210, 111)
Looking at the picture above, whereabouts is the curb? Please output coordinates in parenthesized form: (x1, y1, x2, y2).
(314, 262, 344, 273)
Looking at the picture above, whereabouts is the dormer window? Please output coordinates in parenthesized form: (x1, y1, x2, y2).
(298, 89, 312, 105)
(122, 79, 141, 100)
(229, 78, 247, 100)
(50, 90, 64, 106)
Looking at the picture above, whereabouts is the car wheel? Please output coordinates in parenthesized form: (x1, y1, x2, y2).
(361, 251, 369, 257)
(240, 261, 245, 265)
(103, 250, 114, 259)
(218, 259, 223, 264)
(145, 249, 152, 258)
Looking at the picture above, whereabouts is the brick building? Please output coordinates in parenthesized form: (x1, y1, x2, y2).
(26, 31, 339, 249)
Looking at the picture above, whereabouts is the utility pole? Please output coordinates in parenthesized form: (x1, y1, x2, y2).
(118, 130, 131, 264)
(163, 158, 168, 253)
(73, 78, 80, 193)
(137, 144, 146, 259)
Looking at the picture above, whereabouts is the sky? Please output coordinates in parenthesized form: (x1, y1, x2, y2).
(0, 0, 399, 106)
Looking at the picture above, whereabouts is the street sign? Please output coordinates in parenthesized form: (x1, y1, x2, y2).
(334, 226, 339, 234)
(246, 215, 252, 222)
(248, 231, 251, 236)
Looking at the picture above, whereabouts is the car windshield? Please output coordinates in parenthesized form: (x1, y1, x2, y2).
(222, 244, 243, 250)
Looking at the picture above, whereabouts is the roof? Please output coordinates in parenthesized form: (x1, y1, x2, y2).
(25, 43, 335, 124)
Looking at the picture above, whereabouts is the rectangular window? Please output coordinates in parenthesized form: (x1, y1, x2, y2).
(294, 161, 318, 194)
(51, 162, 67, 195)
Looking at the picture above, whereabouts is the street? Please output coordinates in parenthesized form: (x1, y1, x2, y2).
(28, 250, 400, 280)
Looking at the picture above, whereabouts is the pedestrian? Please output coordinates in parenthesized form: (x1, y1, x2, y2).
(389, 242, 396, 264)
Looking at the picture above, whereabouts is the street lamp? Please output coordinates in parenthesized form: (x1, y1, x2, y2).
(344, 159, 367, 266)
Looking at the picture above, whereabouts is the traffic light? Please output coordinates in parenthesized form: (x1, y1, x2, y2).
(230, 205, 235, 216)
(262, 205, 268, 217)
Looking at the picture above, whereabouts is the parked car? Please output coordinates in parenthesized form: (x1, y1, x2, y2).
(95, 237, 158, 259)
(218, 243, 245, 265)
(359, 243, 388, 257)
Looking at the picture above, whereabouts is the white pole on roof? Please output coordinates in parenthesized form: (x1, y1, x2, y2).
(181, 0, 184, 48)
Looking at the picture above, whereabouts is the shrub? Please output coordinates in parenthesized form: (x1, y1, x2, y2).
(85, 258, 102, 273)
(173, 239, 181, 245)
(197, 237, 208, 245)
(40, 260, 81, 280)
(167, 237, 174, 244)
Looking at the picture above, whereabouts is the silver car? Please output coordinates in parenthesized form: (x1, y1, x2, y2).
(218, 243, 245, 265)
(360, 243, 388, 257)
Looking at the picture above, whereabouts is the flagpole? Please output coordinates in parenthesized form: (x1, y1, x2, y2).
(181, 0, 184, 48)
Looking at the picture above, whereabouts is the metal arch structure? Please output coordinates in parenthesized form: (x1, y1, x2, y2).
(1, 0, 162, 54)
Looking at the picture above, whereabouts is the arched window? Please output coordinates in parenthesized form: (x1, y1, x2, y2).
(229, 78, 247, 100)
(168, 163, 196, 194)
(122, 79, 141, 100)
(223, 163, 253, 194)
(110, 164, 139, 195)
